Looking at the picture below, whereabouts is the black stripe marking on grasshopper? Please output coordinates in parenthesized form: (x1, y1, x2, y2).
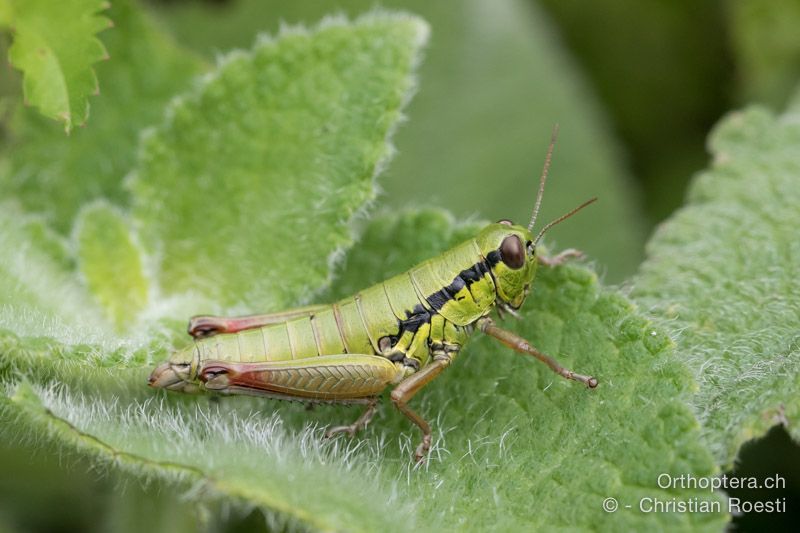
(399, 304, 430, 334)
(425, 257, 496, 311)
(485, 250, 502, 268)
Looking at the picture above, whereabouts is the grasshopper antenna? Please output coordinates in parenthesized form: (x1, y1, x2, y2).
(534, 197, 597, 245)
(528, 124, 559, 232)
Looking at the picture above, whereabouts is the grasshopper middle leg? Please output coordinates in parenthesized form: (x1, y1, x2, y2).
(390, 355, 452, 463)
(325, 398, 380, 438)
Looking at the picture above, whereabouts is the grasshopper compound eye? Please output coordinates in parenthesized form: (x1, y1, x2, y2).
(500, 235, 525, 269)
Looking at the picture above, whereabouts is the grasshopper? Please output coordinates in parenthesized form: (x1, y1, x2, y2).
(149, 129, 598, 462)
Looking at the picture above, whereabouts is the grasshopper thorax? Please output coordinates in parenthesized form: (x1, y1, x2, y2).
(476, 222, 538, 310)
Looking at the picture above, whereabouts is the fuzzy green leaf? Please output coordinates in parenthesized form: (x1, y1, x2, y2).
(633, 98, 800, 466)
(14, 213, 74, 272)
(3, 378, 417, 533)
(127, 14, 428, 312)
(0, 6, 736, 530)
(74, 202, 148, 332)
(1, 0, 206, 233)
(5, 0, 110, 131)
(154, 0, 645, 282)
(0, 203, 111, 345)
(1, 14, 438, 531)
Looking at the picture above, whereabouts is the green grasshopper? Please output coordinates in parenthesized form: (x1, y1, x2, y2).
(149, 130, 597, 462)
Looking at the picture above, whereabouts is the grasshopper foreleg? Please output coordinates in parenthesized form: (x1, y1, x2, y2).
(325, 398, 379, 438)
(478, 317, 598, 388)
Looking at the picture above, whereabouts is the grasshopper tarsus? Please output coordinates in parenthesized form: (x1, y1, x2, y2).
(415, 434, 432, 464)
(582, 375, 599, 389)
(565, 371, 598, 389)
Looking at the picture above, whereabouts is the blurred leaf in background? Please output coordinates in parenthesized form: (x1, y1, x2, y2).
(728, 0, 800, 109)
(0, 0, 206, 233)
(538, 0, 734, 223)
(0, 436, 206, 533)
(1, 0, 111, 132)
(74, 202, 149, 331)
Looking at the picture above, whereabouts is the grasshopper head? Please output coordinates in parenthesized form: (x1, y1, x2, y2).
(477, 222, 538, 310)
(148, 345, 202, 393)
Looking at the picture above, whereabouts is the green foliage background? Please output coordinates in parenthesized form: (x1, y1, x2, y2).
(0, 0, 798, 532)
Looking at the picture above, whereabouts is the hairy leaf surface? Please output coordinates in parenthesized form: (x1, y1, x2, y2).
(1, 14, 433, 532)
(634, 97, 800, 466)
(0, 203, 110, 345)
(4, 378, 415, 533)
(128, 13, 428, 313)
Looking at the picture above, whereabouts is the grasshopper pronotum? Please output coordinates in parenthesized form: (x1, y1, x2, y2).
(149, 128, 597, 462)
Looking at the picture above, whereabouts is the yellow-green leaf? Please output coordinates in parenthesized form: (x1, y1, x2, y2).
(1, 0, 206, 233)
(128, 13, 429, 312)
(6, 0, 110, 131)
(74, 202, 148, 332)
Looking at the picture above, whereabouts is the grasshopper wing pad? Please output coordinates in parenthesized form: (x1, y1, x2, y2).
(200, 354, 405, 401)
